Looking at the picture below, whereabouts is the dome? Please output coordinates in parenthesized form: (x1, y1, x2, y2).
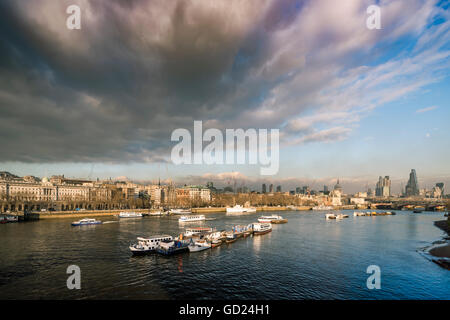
(42, 177, 49, 183)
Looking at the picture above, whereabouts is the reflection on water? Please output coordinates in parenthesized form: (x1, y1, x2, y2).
(0, 211, 448, 299)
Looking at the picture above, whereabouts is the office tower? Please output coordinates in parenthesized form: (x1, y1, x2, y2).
(269, 184, 274, 193)
(405, 169, 419, 196)
(262, 183, 267, 194)
(375, 176, 391, 197)
(276, 185, 281, 192)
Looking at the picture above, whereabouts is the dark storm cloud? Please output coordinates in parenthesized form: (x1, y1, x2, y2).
(0, 0, 445, 164)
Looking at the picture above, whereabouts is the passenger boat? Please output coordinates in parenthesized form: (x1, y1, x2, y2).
(353, 211, 366, 217)
(184, 227, 214, 237)
(0, 216, 7, 224)
(170, 208, 192, 215)
(156, 239, 190, 255)
(326, 213, 337, 219)
(71, 218, 102, 226)
(252, 223, 272, 235)
(225, 232, 237, 243)
(178, 215, 205, 222)
(258, 215, 287, 224)
(129, 235, 173, 255)
(226, 205, 256, 213)
(188, 240, 211, 252)
(337, 214, 349, 219)
(119, 212, 143, 218)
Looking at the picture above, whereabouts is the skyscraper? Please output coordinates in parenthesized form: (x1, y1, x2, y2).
(405, 169, 419, 197)
(262, 183, 267, 194)
(269, 184, 273, 193)
(375, 176, 391, 197)
(276, 185, 281, 192)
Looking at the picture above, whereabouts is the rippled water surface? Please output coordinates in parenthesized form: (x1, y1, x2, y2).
(0, 210, 448, 299)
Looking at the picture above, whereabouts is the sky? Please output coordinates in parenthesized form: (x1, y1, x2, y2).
(0, 0, 449, 193)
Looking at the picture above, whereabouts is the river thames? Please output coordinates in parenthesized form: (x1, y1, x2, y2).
(0, 210, 448, 299)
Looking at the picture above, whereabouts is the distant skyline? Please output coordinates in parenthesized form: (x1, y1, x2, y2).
(0, 0, 449, 193)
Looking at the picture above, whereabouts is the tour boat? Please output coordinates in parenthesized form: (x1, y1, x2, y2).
(178, 215, 205, 222)
(188, 240, 211, 252)
(252, 223, 272, 235)
(170, 208, 192, 215)
(156, 239, 190, 255)
(119, 212, 143, 218)
(71, 218, 102, 226)
(129, 235, 173, 255)
(257, 215, 287, 224)
(354, 211, 366, 217)
(226, 205, 256, 213)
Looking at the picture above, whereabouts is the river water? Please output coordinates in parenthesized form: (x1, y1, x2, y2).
(0, 210, 448, 299)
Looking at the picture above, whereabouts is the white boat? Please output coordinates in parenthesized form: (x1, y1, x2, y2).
(252, 223, 272, 235)
(313, 205, 334, 210)
(148, 210, 163, 216)
(326, 213, 337, 220)
(353, 211, 366, 216)
(226, 205, 257, 213)
(5, 215, 19, 223)
(184, 227, 214, 237)
(129, 235, 173, 255)
(258, 215, 287, 224)
(119, 212, 143, 218)
(188, 240, 211, 252)
(170, 208, 192, 215)
(178, 215, 205, 222)
(71, 218, 102, 226)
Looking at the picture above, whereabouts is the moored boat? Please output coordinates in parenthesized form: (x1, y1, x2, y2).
(225, 232, 237, 243)
(170, 208, 192, 215)
(188, 240, 211, 252)
(184, 227, 214, 237)
(211, 239, 223, 247)
(312, 204, 333, 210)
(226, 205, 256, 213)
(129, 235, 173, 255)
(326, 213, 337, 219)
(156, 239, 190, 255)
(5, 215, 19, 223)
(119, 211, 143, 218)
(258, 215, 287, 224)
(252, 223, 272, 235)
(178, 215, 205, 223)
(71, 218, 102, 226)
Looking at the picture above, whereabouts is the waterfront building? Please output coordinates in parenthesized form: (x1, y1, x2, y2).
(375, 176, 391, 197)
(405, 169, 419, 197)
